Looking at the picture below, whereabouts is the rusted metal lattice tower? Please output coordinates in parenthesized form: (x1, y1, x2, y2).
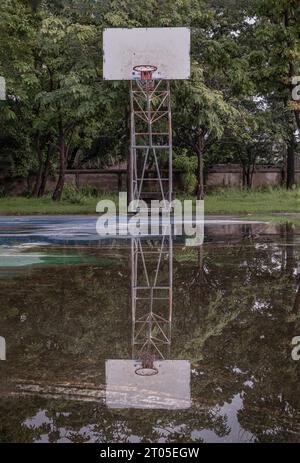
(129, 78, 172, 207)
(131, 234, 173, 365)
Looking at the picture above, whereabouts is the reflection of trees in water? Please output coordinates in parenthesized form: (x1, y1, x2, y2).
(0, 395, 231, 443)
(173, 227, 300, 441)
(0, 227, 300, 442)
(0, 259, 131, 383)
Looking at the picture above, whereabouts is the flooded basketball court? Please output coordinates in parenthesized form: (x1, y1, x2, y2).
(0, 215, 300, 443)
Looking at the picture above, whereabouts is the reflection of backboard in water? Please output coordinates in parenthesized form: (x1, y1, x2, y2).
(106, 360, 190, 409)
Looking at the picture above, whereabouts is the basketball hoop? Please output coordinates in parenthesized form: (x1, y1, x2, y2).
(133, 65, 157, 91)
(133, 65, 157, 81)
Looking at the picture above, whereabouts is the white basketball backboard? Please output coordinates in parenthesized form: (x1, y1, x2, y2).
(103, 28, 190, 80)
(0, 76, 6, 100)
(106, 359, 191, 409)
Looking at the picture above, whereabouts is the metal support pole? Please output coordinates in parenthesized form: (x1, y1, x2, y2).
(167, 82, 173, 204)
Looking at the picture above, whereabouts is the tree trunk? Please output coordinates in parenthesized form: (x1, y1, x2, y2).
(33, 164, 43, 197)
(32, 136, 43, 197)
(249, 157, 257, 189)
(196, 133, 204, 200)
(242, 166, 251, 189)
(249, 170, 253, 188)
(294, 109, 300, 132)
(242, 166, 246, 188)
(284, 9, 296, 189)
(246, 168, 250, 188)
(52, 128, 66, 201)
(38, 142, 54, 197)
(68, 147, 80, 169)
(286, 130, 295, 189)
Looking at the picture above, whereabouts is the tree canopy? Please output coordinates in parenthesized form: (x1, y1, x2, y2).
(0, 0, 299, 198)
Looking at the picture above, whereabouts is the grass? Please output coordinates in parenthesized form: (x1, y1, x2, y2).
(0, 188, 299, 217)
(0, 196, 95, 215)
(203, 187, 300, 215)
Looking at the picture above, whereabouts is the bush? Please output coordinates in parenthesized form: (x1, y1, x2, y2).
(62, 184, 86, 204)
(80, 185, 98, 198)
(61, 184, 103, 203)
(173, 155, 198, 194)
(0, 186, 7, 198)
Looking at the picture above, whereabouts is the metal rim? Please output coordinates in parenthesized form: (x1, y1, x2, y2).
(133, 65, 157, 73)
(135, 366, 159, 376)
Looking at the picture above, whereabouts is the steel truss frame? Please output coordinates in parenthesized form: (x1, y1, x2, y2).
(130, 79, 172, 207)
(131, 234, 173, 362)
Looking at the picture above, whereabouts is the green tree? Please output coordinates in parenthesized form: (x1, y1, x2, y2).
(247, 0, 300, 188)
(174, 66, 239, 198)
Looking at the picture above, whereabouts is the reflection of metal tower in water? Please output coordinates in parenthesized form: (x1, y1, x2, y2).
(130, 68, 172, 206)
(131, 234, 173, 373)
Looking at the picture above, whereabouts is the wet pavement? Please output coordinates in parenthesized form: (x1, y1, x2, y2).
(0, 216, 300, 443)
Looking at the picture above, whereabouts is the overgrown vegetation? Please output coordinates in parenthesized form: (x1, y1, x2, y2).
(0, 187, 299, 215)
(173, 155, 198, 194)
(0, 0, 299, 201)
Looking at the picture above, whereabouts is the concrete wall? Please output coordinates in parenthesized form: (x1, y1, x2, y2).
(206, 165, 284, 188)
(2, 165, 300, 196)
(76, 173, 124, 191)
(206, 165, 242, 188)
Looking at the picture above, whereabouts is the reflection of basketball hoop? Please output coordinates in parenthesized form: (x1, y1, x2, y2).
(133, 65, 157, 91)
(135, 352, 158, 376)
(135, 366, 158, 376)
